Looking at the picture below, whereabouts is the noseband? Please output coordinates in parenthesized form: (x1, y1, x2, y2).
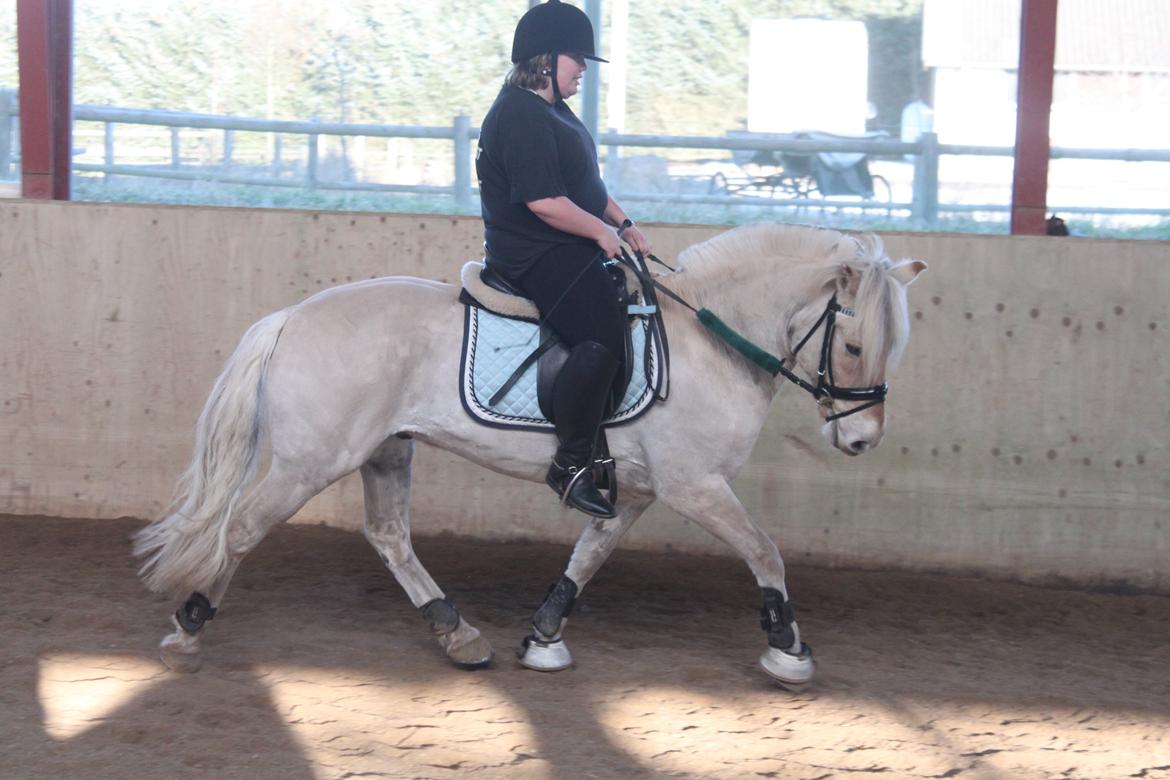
(777, 293, 887, 422)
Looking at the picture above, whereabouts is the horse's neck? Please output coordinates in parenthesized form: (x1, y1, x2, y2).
(687, 256, 829, 365)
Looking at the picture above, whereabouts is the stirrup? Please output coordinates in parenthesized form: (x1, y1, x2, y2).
(548, 459, 616, 518)
(555, 464, 591, 505)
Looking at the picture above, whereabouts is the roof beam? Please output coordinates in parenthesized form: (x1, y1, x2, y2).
(17, 0, 73, 200)
(1010, 0, 1058, 235)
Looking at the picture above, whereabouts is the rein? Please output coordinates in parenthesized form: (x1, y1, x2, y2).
(617, 249, 887, 422)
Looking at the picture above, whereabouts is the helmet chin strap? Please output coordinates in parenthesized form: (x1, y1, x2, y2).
(550, 52, 563, 100)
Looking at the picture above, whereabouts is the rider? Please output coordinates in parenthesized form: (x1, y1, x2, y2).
(476, 0, 652, 519)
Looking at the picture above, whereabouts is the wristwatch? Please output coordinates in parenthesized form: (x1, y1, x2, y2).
(617, 218, 634, 235)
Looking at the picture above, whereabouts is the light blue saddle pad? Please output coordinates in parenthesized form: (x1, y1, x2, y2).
(459, 305, 664, 432)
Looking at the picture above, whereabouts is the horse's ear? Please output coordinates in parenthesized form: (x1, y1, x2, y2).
(835, 264, 860, 297)
(891, 259, 927, 287)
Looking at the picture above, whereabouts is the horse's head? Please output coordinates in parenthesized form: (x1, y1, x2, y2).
(674, 224, 926, 456)
(783, 240, 926, 456)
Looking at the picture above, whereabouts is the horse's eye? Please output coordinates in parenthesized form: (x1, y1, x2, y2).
(845, 343, 862, 357)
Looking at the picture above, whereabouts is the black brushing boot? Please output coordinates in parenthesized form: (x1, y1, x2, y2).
(546, 341, 619, 518)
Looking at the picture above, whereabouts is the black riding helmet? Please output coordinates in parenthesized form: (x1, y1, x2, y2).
(512, 0, 606, 100)
(512, 0, 607, 63)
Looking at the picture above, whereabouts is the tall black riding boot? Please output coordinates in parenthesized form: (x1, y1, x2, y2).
(546, 341, 620, 518)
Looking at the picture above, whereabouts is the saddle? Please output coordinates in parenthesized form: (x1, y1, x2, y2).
(457, 258, 669, 432)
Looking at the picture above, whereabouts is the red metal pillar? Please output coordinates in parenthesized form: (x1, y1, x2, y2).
(17, 0, 73, 200)
(1010, 0, 1058, 235)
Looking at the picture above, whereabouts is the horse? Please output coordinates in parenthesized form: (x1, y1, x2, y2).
(132, 222, 926, 687)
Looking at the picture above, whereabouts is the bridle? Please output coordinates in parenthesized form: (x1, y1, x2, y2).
(617, 250, 888, 423)
(778, 293, 887, 422)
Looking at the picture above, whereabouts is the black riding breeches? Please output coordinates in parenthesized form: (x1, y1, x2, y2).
(516, 243, 625, 359)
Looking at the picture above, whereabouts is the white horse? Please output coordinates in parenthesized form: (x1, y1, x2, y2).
(133, 222, 925, 687)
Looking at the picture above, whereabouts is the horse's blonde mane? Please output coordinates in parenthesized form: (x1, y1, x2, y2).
(677, 222, 862, 276)
(672, 223, 912, 384)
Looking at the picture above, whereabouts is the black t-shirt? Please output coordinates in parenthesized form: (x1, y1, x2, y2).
(477, 86, 609, 277)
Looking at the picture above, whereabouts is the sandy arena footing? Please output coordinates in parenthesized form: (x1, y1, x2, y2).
(2, 515, 1168, 780)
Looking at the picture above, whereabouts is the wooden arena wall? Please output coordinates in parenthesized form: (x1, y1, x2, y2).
(2, 201, 1167, 591)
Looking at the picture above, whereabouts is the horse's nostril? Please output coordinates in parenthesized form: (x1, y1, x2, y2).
(849, 440, 869, 454)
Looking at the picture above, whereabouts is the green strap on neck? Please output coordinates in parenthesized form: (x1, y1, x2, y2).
(696, 308, 783, 376)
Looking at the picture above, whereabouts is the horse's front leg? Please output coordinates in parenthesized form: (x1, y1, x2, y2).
(519, 488, 654, 672)
(658, 475, 815, 688)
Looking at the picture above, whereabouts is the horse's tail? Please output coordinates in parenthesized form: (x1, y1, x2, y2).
(132, 309, 291, 597)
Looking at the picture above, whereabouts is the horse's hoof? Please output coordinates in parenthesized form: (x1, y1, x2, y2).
(518, 634, 573, 672)
(447, 635, 494, 669)
(438, 620, 494, 669)
(759, 642, 814, 690)
(159, 630, 203, 673)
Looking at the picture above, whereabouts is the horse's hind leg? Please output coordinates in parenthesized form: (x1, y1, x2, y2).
(160, 463, 321, 672)
(519, 488, 655, 672)
(360, 436, 493, 669)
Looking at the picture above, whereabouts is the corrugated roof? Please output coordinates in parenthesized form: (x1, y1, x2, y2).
(922, 0, 1170, 72)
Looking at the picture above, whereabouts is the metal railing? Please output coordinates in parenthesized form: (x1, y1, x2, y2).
(72, 103, 479, 205)
(2, 90, 1169, 222)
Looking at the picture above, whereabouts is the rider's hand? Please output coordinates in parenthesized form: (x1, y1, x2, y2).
(620, 224, 653, 256)
(595, 224, 622, 258)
